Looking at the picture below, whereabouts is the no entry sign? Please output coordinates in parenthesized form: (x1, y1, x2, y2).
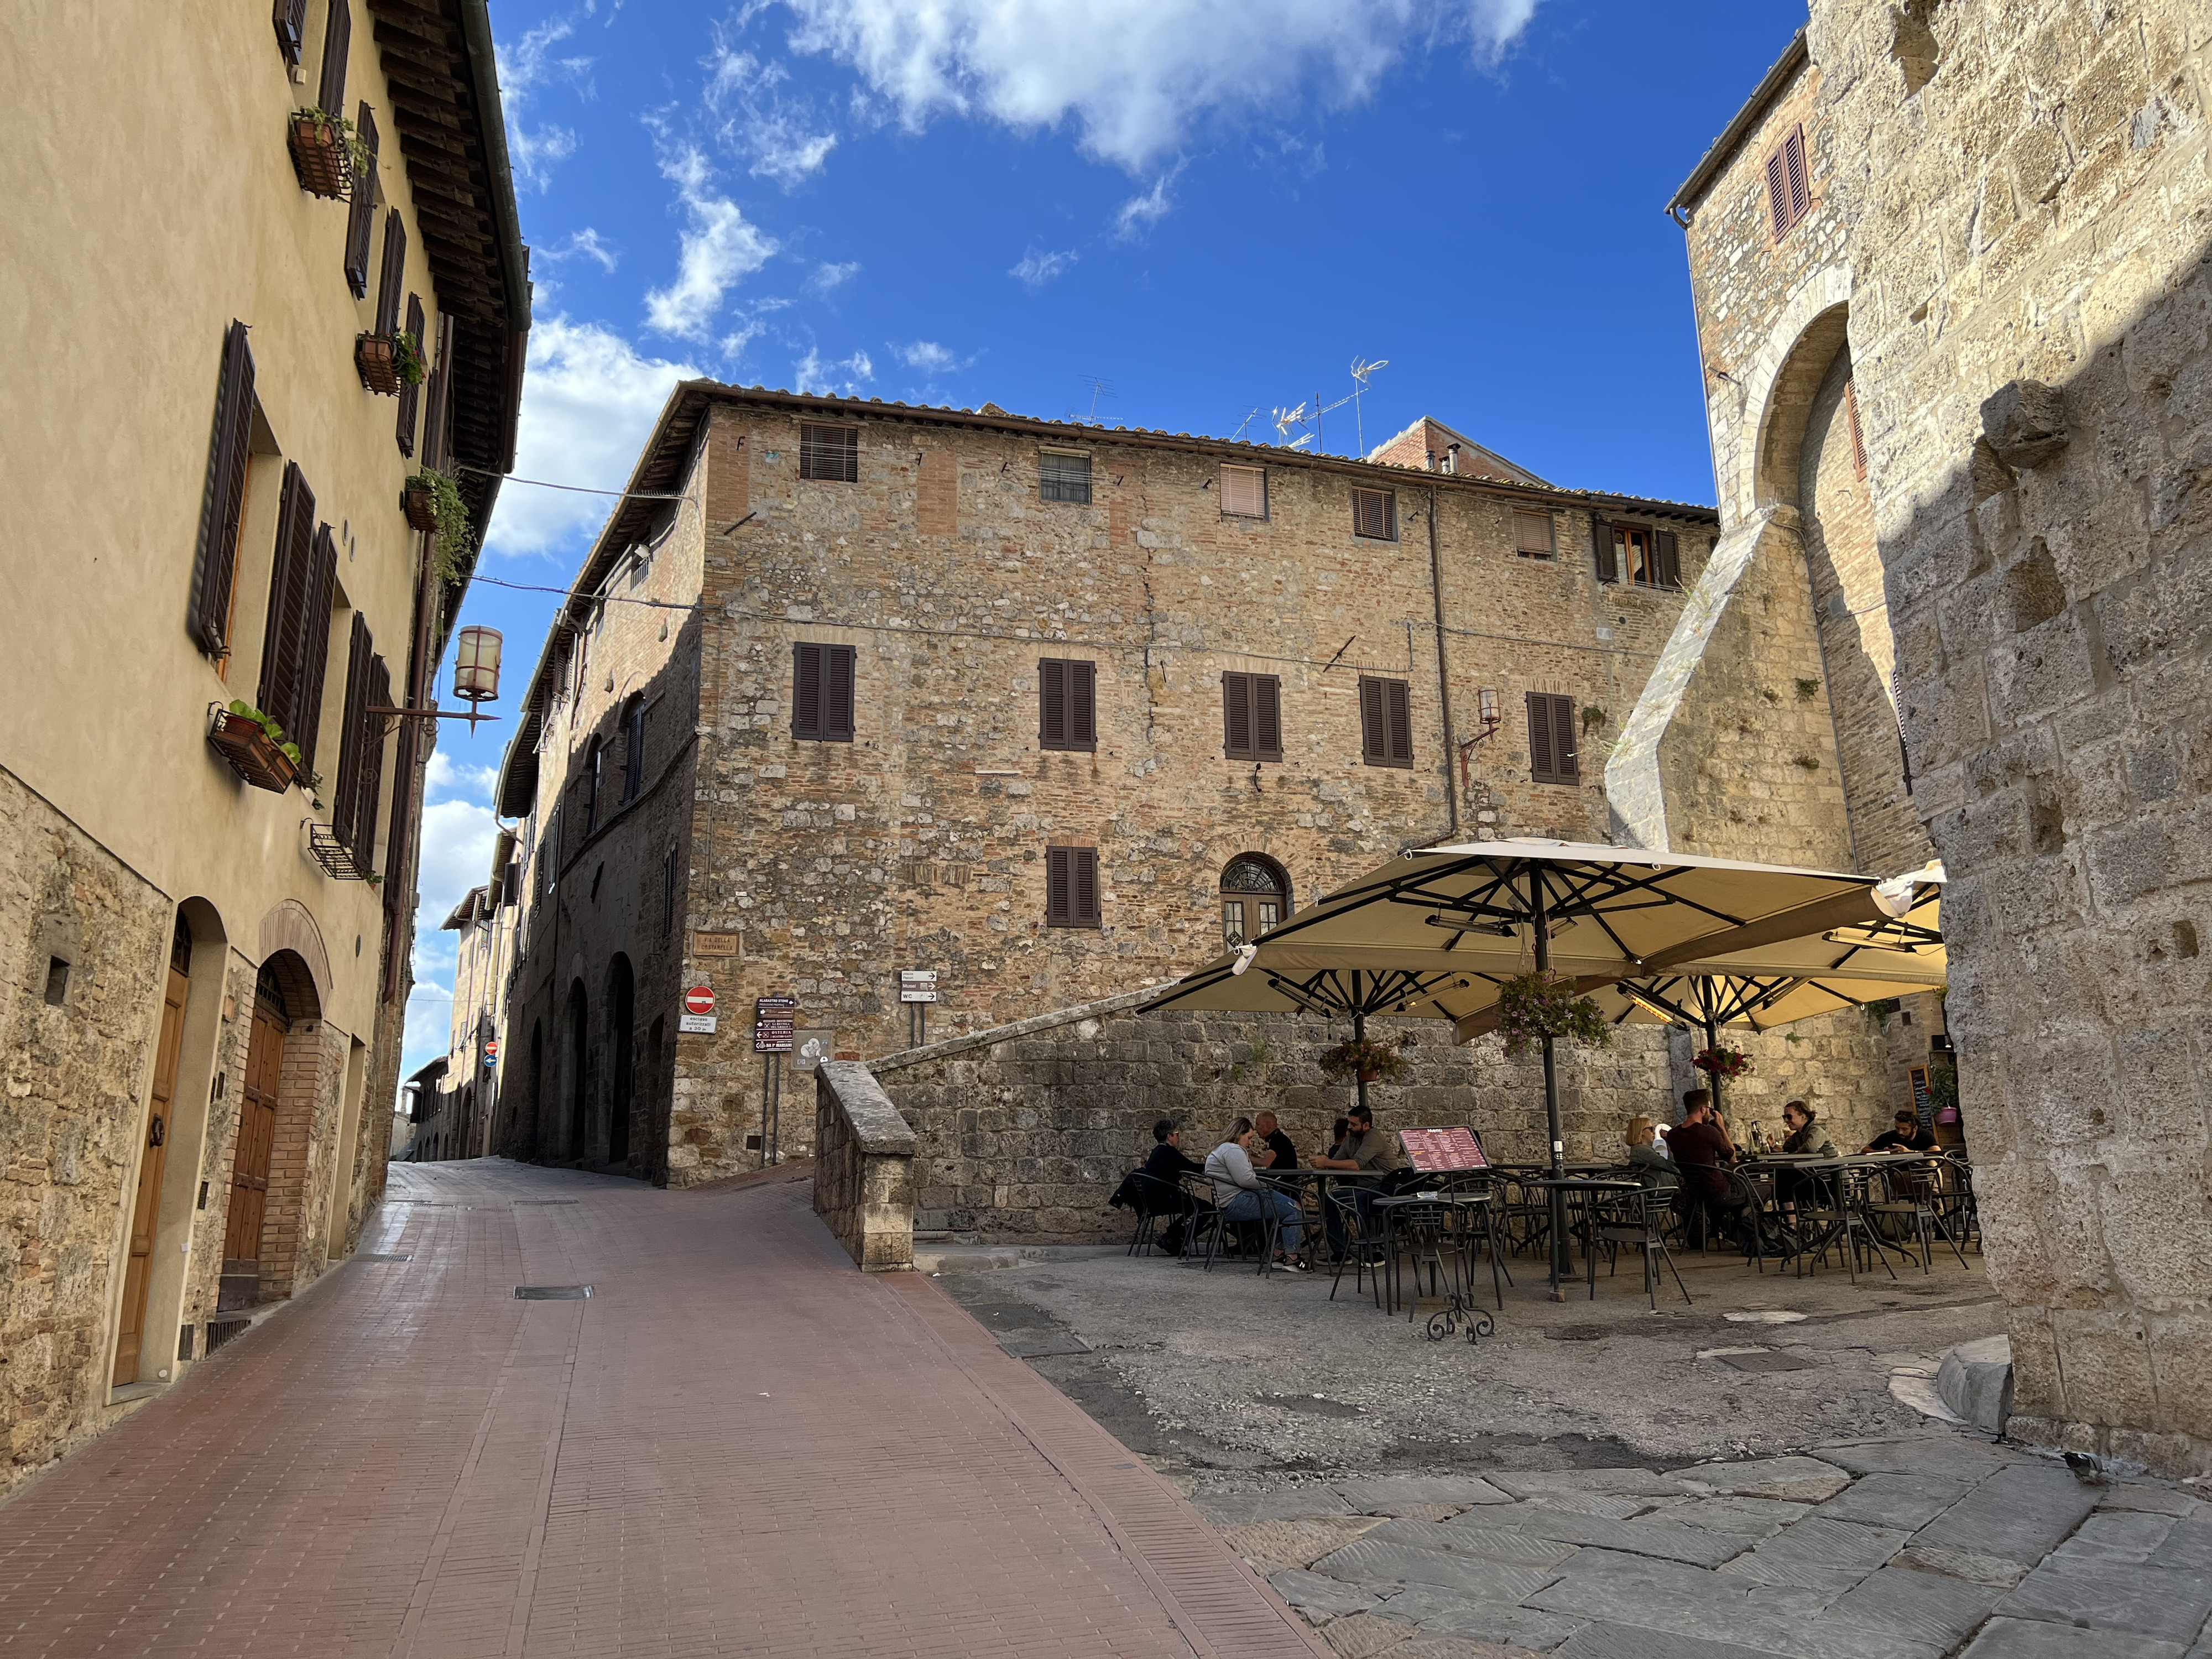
(684, 986, 716, 1016)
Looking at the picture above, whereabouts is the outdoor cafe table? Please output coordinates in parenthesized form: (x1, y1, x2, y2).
(1738, 1152, 1941, 1270)
(1516, 1176, 1645, 1298)
(1367, 1191, 1499, 1340)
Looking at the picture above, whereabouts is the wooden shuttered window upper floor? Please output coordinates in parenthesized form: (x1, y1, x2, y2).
(1045, 846, 1101, 928)
(273, 0, 308, 66)
(1527, 691, 1580, 786)
(792, 642, 857, 742)
(1039, 450, 1092, 505)
(1351, 487, 1396, 541)
(1220, 464, 1266, 518)
(373, 208, 406, 337)
(799, 423, 859, 482)
(258, 463, 337, 770)
(331, 614, 390, 869)
(1222, 671, 1283, 763)
(342, 104, 379, 298)
(1039, 658, 1096, 752)
(1592, 517, 1682, 589)
(316, 0, 350, 122)
(1765, 124, 1812, 242)
(395, 294, 424, 455)
(1358, 676, 1414, 768)
(191, 322, 257, 657)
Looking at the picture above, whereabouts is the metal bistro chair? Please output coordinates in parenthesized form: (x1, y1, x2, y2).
(1793, 1164, 1898, 1284)
(1436, 1171, 1512, 1308)
(1588, 1177, 1693, 1309)
(1176, 1172, 1232, 1270)
(1122, 1172, 1187, 1258)
(1327, 1183, 1389, 1308)
(1861, 1159, 1970, 1272)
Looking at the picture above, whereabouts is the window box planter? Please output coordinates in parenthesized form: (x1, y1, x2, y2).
(401, 481, 439, 533)
(356, 333, 400, 395)
(307, 823, 371, 882)
(287, 112, 353, 200)
(207, 706, 297, 794)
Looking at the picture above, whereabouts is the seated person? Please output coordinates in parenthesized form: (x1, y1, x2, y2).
(1203, 1117, 1305, 1268)
(1625, 1115, 1678, 1191)
(1668, 1089, 1750, 1243)
(1142, 1118, 1201, 1254)
(1780, 1100, 1835, 1157)
(1327, 1116, 1352, 1160)
(1310, 1104, 1411, 1253)
(1254, 1110, 1297, 1172)
(1864, 1109, 1936, 1154)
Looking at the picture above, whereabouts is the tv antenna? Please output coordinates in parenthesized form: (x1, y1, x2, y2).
(1230, 407, 1262, 443)
(1073, 374, 1117, 424)
(1270, 357, 1390, 456)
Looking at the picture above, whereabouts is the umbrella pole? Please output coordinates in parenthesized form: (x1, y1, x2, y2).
(1703, 1013, 1722, 1125)
(1352, 983, 1369, 1120)
(1532, 872, 1569, 1299)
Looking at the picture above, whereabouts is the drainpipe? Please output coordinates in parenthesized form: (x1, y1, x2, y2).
(1427, 484, 1460, 841)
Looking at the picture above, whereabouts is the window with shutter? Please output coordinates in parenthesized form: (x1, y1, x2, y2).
(1351, 487, 1396, 540)
(1220, 464, 1266, 518)
(1038, 450, 1092, 504)
(348, 652, 389, 866)
(1252, 674, 1283, 760)
(1045, 846, 1101, 927)
(582, 737, 602, 837)
(257, 463, 316, 738)
(316, 0, 350, 118)
(798, 423, 859, 482)
(1386, 679, 1412, 765)
(1653, 529, 1681, 588)
(792, 642, 856, 742)
(1764, 124, 1813, 240)
(191, 322, 257, 656)
(662, 843, 680, 936)
(373, 208, 406, 336)
(343, 105, 379, 298)
(1592, 513, 1618, 582)
(333, 613, 373, 852)
(1844, 377, 1868, 479)
(1527, 692, 1580, 785)
(542, 805, 561, 898)
(420, 312, 452, 468)
(395, 295, 424, 455)
(1514, 510, 1554, 559)
(1038, 659, 1096, 752)
(1220, 671, 1284, 761)
(1357, 676, 1413, 767)
(294, 528, 338, 771)
(624, 698, 646, 801)
(273, 0, 307, 65)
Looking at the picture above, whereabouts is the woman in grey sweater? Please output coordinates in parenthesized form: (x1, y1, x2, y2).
(1204, 1117, 1306, 1269)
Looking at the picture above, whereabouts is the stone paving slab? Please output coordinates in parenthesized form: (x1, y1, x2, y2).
(2047, 1509, 2176, 1566)
(1996, 1559, 2212, 1645)
(1273, 1566, 1386, 1619)
(1815, 1437, 2028, 1481)
(1322, 1612, 1434, 1657)
(1311, 1539, 1563, 1602)
(1670, 1455, 1851, 1502)
(1909, 1461, 2104, 1566)
(1197, 1486, 1358, 1524)
(1890, 1542, 2032, 1587)
(1366, 1517, 1582, 1568)
(2151, 1517, 2212, 1573)
(1526, 1549, 1934, 1659)
(1332, 1475, 1515, 1512)
(1960, 1616, 2188, 1658)
(1373, 1584, 1589, 1651)
(1441, 1502, 1752, 1568)
(1553, 1623, 1799, 1659)
(1661, 1496, 1812, 1535)
(1220, 1515, 1383, 1574)
(1823, 1564, 2005, 1649)
(1487, 1469, 1691, 1500)
(1813, 1470, 1977, 1529)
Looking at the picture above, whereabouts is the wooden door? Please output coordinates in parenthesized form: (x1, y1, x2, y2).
(224, 984, 288, 1269)
(113, 960, 190, 1386)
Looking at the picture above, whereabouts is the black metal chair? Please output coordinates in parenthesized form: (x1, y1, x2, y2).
(1861, 1160, 1969, 1272)
(1327, 1185, 1388, 1307)
(1588, 1180, 1693, 1308)
(1791, 1165, 1898, 1283)
(1122, 1172, 1186, 1258)
(1436, 1172, 1512, 1308)
(1177, 1172, 1232, 1270)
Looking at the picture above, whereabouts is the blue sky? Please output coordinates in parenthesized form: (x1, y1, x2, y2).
(400, 0, 1812, 1093)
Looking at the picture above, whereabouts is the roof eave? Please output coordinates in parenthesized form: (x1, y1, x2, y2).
(1667, 28, 1809, 225)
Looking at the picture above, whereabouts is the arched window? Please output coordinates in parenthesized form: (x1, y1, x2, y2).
(581, 736, 602, 837)
(621, 695, 645, 802)
(1220, 855, 1291, 948)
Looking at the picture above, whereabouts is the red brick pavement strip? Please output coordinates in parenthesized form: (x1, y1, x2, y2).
(0, 1160, 1328, 1658)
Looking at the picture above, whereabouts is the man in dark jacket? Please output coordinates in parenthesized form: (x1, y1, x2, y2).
(1669, 1090, 1749, 1245)
(1140, 1119, 1201, 1254)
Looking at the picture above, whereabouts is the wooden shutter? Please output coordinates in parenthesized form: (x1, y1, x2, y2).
(1386, 679, 1412, 765)
(191, 322, 257, 655)
(273, 0, 307, 65)
(1654, 529, 1681, 588)
(293, 526, 338, 770)
(343, 105, 379, 297)
(316, 0, 349, 117)
(420, 312, 452, 467)
(1592, 514, 1618, 582)
(1039, 658, 1066, 748)
(1765, 148, 1790, 239)
(792, 643, 822, 738)
(1039, 451, 1091, 504)
(395, 294, 424, 455)
(792, 644, 854, 741)
(1046, 847, 1100, 927)
(1527, 692, 1557, 782)
(1068, 660, 1095, 749)
(1552, 695, 1580, 784)
(1783, 127, 1811, 225)
(1222, 672, 1253, 759)
(824, 644, 855, 741)
(1844, 377, 1868, 479)
(333, 613, 373, 851)
(799, 424, 859, 482)
(1514, 510, 1554, 557)
(1220, 465, 1265, 517)
(625, 703, 645, 800)
(258, 463, 316, 738)
(1073, 847, 1100, 925)
(345, 650, 390, 866)
(1253, 674, 1283, 761)
(1352, 487, 1394, 539)
(1359, 677, 1386, 763)
(373, 209, 406, 336)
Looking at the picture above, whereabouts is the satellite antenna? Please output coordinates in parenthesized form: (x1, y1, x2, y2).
(1269, 358, 1390, 456)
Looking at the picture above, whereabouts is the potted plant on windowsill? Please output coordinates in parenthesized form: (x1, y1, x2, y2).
(207, 702, 299, 794)
(356, 327, 425, 397)
(286, 106, 367, 200)
(1317, 1036, 1412, 1086)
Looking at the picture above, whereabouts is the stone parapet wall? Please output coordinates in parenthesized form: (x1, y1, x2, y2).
(813, 1060, 917, 1270)
(873, 992, 1916, 1244)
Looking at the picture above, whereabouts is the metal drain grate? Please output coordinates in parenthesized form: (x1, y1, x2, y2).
(514, 1285, 593, 1300)
(355, 1253, 411, 1262)
(1717, 1349, 1818, 1373)
(514, 1199, 580, 1207)
(1543, 1326, 1609, 1342)
(204, 1315, 252, 1354)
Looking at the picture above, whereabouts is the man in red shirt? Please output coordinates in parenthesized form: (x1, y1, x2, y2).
(1668, 1091, 1747, 1243)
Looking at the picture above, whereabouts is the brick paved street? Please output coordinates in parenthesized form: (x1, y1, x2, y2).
(0, 1160, 1326, 1658)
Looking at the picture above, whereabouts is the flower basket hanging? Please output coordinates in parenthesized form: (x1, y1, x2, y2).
(286, 109, 356, 200)
(401, 480, 440, 533)
(1317, 1037, 1411, 1086)
(1691, 1046, 1755, 1081)
(1494, 969, 1613, 1061)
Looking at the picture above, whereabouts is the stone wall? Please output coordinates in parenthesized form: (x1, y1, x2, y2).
(812, 1060, 916, 1270)
(1799, 0, 2212, 1475)
(869, 985, 1916, 1245)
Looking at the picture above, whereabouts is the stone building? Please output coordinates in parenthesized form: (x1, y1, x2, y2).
(0, 0, 525, 1491)
(421, 877, 513, 1162)
(1641, 2, 2212, 1475)
(487, 384, 1720, 1185)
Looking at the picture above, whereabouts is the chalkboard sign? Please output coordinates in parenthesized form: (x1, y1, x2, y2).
(1908, 1066, 1934, 1131)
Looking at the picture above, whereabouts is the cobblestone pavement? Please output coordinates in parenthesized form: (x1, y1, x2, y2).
(0, 1160, 1327, 1658)
(933, 1248, 2212, 1656)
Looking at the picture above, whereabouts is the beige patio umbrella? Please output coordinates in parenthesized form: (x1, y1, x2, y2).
(1147, 840, 1946, 1287)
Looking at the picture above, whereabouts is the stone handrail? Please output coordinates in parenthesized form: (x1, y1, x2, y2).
(812, 1061, 917, 1271)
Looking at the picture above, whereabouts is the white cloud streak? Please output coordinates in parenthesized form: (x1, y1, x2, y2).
(1114, 164, 1181, 236)
(785, 0, 1542, 172)
(1009, 246, 1076, 287)
(498, 17, 595, 190)
(795, 347, 875, 395)
(543, 227, 620, 272)
(706, 43, 841, 187)
(644, 147, 779, 341)
(483, 316, 698, 558)
(894, 340, 964, 372)
(807, 260, 861, 294)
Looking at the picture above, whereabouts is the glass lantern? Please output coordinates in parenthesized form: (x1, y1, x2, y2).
(453, 625, 502, 705)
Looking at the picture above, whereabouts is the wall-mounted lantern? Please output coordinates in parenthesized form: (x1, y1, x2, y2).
(371, 625, 504, 733)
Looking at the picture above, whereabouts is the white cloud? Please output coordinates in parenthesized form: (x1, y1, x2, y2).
(1114, 164, 1181, 236)
(511, 125, 579, 191)
(785, 0, 1542, 172)
(483, 316, 698, 558)
(894, 340, 964, 373)
(807, 260, 861, 294)
(644, 147, 779, 341)
(707, 43, 841, 187)
(1010, 246, 1076, 286)
(543, 227, 620, 273)
(498, 17, 594, 189)
(795, 347, 874, 395)
(426, 750, 502, 804)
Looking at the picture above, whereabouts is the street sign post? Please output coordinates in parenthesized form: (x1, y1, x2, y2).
(899, 969, 939, 1044)
(753, 996, 799, 1170)
(680, 985, 718, 1034)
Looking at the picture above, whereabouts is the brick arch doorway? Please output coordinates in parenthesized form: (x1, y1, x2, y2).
(1219, 854, 1292, 949)
(220, 951, 320, 1311)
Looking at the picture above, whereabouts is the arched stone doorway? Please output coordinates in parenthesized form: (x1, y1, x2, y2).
(562, 980, 589, 1163)
(220, 950, 323, 1310)
(605, 956, 634, 1168)
(526, 1019, 544, 1158)
(1220, 855, 1292, 948)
